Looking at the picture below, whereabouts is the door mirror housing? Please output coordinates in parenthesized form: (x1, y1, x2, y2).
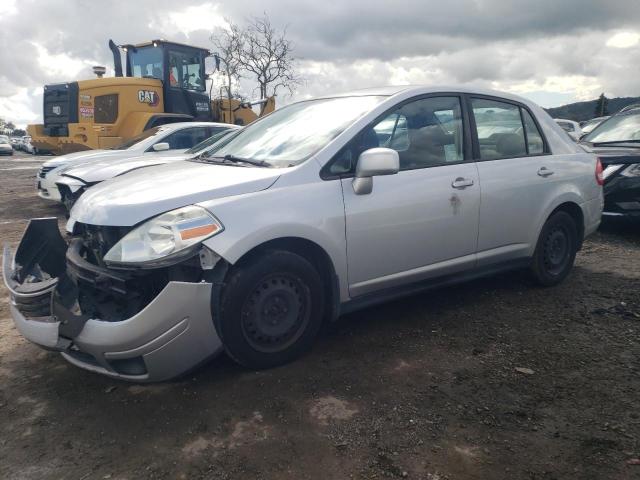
(152, 142, 170, 152)
(352, 147, 400, 195)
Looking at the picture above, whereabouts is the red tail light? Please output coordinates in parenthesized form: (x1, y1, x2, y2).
(595, 157, 604, 186)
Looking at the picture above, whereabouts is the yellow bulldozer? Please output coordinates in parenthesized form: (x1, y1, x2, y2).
(28, 39, 275, 155)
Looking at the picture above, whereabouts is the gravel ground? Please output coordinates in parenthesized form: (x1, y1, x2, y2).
(1, 152, 639, 480)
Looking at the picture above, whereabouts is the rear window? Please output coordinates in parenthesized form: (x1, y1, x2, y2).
(95, 94, 119, 124)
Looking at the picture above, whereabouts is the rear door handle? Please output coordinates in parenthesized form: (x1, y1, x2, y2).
(537, 167, 554, 177)
(451, 177, 474, 189)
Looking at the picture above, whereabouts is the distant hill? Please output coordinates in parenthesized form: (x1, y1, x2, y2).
(545, 96, 640, 122)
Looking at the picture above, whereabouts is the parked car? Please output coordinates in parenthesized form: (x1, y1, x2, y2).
(580, 106, 640, 218)
(21, 136, 36, 154)
(37, 122, 232, 202)
(554, 119, 583, 141)
(4, 86, 603, 382)
(55, 127, 239, 210)
(580, 116, 609, 136)
(0, 135, 13, 155)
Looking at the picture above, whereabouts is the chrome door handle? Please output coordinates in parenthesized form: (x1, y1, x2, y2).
(451, 177, 474, 189)
(537, 167, 554, 177)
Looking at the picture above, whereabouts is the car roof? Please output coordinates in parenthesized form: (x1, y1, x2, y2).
(314, 85, 544, 107)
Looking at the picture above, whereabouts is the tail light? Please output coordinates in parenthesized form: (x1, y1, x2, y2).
(595, 157, 604, 186)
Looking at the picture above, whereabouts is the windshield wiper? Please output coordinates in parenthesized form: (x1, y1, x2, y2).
(221, 154, 270, 167)
(189, 153, 270, 167)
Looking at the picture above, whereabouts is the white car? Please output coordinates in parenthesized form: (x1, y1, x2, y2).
(5, 85, 603, 382)
(554, 119, 583, 141)
(0, 135, 13, 155)
(22, 136, 36, 154)
(55, 127, 239, 209)
(37, 122, 231, 202)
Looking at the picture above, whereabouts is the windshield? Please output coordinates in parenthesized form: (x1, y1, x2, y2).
(584, 111, 640, 143)
(129, 46, 163, 80)
(207, 95, 386, 167)
(186, 129, 236, 154)
(111, 127, 161, 150)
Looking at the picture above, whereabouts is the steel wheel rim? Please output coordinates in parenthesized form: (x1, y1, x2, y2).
(240, 273, 311, 353)
(543, 226, 570, 275)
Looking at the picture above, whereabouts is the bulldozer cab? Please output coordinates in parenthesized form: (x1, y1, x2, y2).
(121, 40, 212, 121)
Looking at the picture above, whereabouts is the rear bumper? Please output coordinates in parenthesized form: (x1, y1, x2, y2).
(582, 194, 604, 238)
(3, 219, 223, 382)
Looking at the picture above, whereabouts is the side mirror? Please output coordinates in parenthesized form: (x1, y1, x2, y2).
(152, 142, 170, 152)
(352, 148, 399, 195)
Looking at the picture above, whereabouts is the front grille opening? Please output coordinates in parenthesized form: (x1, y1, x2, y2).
(39, 166, 56, 178)
(108, 357, 147, 376)
(69, 222, 205, 322)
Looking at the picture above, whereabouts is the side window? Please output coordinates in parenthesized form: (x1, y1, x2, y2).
(94, 94, 118, 124)
(329, 96, 465, 175)
(471, 98, 527, 160)
(522, 110, 544, 154)
(168, 51, 204, 91)
(162, 127, 209, 150)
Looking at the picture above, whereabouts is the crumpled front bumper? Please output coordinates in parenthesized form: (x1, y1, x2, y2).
(2, 218, 223, 382)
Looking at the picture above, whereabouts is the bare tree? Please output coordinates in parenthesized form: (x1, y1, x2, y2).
(239, 13, 302, 99)
(210, 21, 245, 109)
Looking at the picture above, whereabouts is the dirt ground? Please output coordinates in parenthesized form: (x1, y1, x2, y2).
(1, 152, 639, 480)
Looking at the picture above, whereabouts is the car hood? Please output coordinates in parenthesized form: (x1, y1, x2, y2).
(69, 161, 282, 227)
(63, 152, 193, 184)
(42, 149, 128, 169)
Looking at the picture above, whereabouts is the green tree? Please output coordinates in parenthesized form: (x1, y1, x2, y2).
(595, 93, 609, 117)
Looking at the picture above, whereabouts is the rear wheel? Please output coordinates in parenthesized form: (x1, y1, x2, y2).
(219, 250, 325, 369)
(530, 211, 578, 286)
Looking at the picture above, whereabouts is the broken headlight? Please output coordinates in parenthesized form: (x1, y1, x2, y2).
(103, 205, 223, 266)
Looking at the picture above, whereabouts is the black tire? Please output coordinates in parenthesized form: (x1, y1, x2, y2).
(218, 250, 325, 369)
(530, 211, 578, 286)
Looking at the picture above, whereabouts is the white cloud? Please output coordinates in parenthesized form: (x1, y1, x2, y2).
(606, 31, 640, 48)
(151, 2, 228, 37)
(33, 43, 97, 78)
(0, 0, 17, 17)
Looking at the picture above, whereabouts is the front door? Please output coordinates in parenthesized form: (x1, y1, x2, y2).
(338, 96, 481, 297)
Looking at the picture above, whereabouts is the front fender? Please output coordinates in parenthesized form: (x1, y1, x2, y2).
(200, 177, 350, 302)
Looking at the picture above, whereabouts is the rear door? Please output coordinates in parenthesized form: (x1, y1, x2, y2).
(470, 96, 564, 266)
(336, 95, 481, 297)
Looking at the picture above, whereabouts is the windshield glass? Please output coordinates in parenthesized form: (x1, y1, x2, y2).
(111, 127, 161, 150)
(207, 96, 386, 167)
(186, 129, 236, 154)
(129, 46, 163, 80)
(585, 111, 640, 143)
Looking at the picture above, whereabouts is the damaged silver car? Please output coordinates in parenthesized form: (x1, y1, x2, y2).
(3, 86, 603, 382)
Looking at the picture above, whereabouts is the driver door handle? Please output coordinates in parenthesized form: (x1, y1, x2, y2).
(451, 177, 474, 189)
(537, 167, 554, 177)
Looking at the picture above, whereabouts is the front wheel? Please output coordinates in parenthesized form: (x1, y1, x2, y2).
(530, 211, 578, 286)
(218, 250, 325, 369)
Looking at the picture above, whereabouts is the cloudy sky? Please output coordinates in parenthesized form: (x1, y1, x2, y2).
(1, 0, 640, 127)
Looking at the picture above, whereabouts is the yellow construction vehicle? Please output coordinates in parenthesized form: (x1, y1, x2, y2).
(28, 39, 275, 154)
